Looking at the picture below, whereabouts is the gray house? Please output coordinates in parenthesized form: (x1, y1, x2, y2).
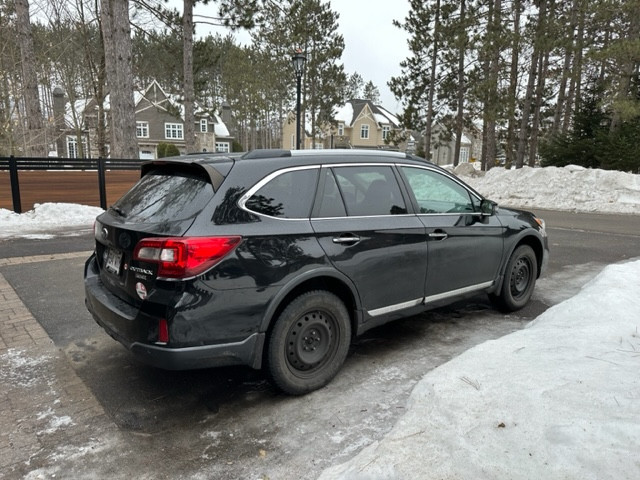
(428, 122, 482, 167)
(53, 80, 234, 159)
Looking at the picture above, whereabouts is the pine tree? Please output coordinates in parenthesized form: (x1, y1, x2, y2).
(15, 0, 46, 156)
(362, 81, 381, 104)
(101, 0, 138, 158)
(389, 0, 442, 160)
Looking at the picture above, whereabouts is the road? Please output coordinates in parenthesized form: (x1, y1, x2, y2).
(1, 209, 639, 479)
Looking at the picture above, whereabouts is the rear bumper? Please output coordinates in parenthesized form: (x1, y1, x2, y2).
(84, 254, 264, 370)
(128, 334, 264, 370)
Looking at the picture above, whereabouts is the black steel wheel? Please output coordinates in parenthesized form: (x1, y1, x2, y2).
(266, 290, 351, 395)
(490, 245, 538, 312)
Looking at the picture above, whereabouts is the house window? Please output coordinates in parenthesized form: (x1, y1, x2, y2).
(200, 119, 207, 133)
(136, 121, 149, 138)
(382, 125, 390, 140)
(165, 123, 184, 140)
(67, 136, 78, 158)
(460, 147, 470, 163)
(215, 142, 230, 153)
(360, 124, 369, 139)
(67, 136, 88, 158)
(338, 123, 344, 136)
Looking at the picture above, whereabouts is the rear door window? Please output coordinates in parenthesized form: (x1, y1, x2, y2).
(244, 168, 319, 218)
(332, 166, 407, 216)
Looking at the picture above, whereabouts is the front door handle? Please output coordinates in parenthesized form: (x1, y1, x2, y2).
(428, 231, 448, 241)
(332, 234, 361, 245)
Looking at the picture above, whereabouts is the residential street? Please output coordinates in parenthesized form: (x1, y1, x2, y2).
(1, 209, 640, 479)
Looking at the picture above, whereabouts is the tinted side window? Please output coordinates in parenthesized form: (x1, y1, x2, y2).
(245, 168, 319, 218)
(401, 167, 474, 214)
(315, 169, 347, 218)
(333, 166, 407, 216)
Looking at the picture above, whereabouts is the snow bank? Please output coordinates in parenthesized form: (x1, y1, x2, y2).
(319, 259, 640, 480)
(461, 165, 640, 214)
(0, 202, 103, 239)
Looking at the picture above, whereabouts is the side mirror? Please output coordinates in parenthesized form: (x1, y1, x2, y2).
(480, 199, 497, 216)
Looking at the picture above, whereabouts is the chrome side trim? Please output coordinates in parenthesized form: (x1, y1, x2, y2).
(424, 281, 494, 304)
(368, 298, 423, 317)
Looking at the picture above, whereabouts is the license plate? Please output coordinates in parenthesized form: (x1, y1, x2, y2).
(105, 248, 123, 275)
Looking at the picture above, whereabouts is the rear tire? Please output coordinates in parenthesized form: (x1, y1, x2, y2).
(266, 290, 351, 395)
(490, 245, 537, 312)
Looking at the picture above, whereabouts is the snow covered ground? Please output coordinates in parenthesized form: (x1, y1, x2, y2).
(319, 259, 640, 480)
(2, 165, 640, 479)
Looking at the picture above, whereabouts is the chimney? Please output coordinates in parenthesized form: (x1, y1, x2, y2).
(52, 87, 66, 156)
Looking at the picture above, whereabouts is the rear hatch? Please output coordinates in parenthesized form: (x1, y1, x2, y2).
(93, 159, 231, 304)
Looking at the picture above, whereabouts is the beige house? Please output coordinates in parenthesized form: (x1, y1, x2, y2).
(54, 80, 234, 159)
(282, 99, 409, 151)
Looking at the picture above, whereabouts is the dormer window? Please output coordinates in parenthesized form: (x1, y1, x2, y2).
(382, 125, 390, 140)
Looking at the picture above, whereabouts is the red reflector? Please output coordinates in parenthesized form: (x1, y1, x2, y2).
(158, 318, 169, 344)
(133, 236, 242, 279)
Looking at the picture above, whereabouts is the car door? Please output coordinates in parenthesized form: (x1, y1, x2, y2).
(399, 165, 505, 302)
(310, 165, 428, 318)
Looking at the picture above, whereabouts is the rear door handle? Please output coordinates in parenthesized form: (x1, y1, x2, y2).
(428, 231, 448, 240)
(332, 234, 361, 245)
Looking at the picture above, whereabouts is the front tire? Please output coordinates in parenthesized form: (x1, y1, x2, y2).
(266, 290, 351, 395)
(490, 245, 537, 312)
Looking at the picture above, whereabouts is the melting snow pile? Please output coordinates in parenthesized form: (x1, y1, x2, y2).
(0, 202, 103, 239)
(460, 165, 640, 214)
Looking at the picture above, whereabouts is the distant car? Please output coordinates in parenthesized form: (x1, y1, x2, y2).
(85, 149, 548, 395)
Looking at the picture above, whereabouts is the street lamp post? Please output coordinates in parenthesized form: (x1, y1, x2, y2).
(292, 50, 306, 150)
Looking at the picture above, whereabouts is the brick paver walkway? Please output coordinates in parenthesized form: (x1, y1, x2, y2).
(0, 252, 118, 478)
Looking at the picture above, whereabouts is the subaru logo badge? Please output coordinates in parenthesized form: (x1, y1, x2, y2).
(102, 227, 108, 239)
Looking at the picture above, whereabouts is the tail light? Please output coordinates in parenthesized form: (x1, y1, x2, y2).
(133, 236, 242, 279)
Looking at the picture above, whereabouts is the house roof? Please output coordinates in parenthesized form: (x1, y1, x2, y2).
(335, 99, 400, 128)
(62, 80, 232, 138)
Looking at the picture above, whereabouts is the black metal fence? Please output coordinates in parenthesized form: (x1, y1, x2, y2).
(0, 156, 141, 213)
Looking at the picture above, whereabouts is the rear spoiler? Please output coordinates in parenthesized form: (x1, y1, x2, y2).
(141, 155, 236, 192)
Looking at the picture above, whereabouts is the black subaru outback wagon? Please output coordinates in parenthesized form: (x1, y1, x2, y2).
(85, 149, 548, 395)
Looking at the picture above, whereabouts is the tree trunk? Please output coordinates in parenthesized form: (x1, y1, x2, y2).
(551, 0, 578, 137)
(100, 0, 137, 159)
(183, 0, 196, 153)
(505, 0, 522, 169)
(609, 2, 640, 134)
(424, 0, 441, 161)
(516, 0, 547, 168)
(15, 0, 47, 157)
(528, 50, 550, 167)
(483, 0, 502, 170)
(562, 2, 585, 134)
(453, 0, 466, 167)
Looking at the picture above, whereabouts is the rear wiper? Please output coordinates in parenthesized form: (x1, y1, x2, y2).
(110, 205, 128, 217)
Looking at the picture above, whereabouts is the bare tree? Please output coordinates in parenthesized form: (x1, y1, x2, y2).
(15, 0, 47, 156)
(183, 0, 196, 153)
(101, 0, 138, 158)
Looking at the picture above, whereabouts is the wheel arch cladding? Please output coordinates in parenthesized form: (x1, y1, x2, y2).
(262, 275, 359, 343)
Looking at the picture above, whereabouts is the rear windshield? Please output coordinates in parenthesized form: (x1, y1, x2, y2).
(112, 168, 214, 223)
